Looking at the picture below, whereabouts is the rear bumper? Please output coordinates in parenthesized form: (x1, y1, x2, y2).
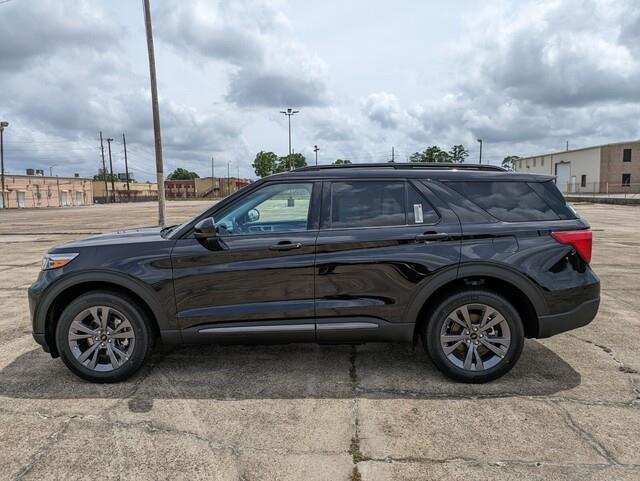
(536, 297, 600, 338)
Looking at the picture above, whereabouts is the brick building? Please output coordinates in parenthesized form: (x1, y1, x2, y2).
(0, 173, 93, 209)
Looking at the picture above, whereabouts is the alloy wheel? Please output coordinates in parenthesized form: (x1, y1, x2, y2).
(439, 303, 511, 371)
(67, 306, 136, 372)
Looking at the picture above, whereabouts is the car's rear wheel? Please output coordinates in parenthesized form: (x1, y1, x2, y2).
(55, 291, 154, 383)
(423, 290, 524, 383)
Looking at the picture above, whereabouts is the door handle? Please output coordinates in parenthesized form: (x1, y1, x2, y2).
(269, 241, 303, 251)
(415, 232, 450, 242)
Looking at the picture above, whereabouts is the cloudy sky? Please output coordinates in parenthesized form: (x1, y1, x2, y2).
(1, 0, 639, 181)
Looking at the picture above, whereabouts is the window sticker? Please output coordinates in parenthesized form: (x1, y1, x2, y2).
(413, 203, 423, 223)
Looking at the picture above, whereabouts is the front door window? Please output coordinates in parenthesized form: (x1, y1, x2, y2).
(214, 182, 313, 236)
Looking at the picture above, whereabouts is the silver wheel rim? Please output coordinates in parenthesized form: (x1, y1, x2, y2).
(439, 303, 511, 372)
(68, 306, 136, 372)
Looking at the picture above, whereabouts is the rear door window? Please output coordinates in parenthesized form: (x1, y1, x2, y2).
(407, 184, 439, 224)
(331, 181, 405, 228)
(446, 181, 560, 222)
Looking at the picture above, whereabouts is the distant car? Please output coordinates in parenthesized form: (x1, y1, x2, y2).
(29, 163, 600, 383)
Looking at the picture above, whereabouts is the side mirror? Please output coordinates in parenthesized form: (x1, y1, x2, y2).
(247, 208, 260, 222)
(194, 217, 217, 239)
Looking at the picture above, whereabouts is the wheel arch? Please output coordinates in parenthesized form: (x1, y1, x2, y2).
(37, 271, 176, 357)
(407, 263, 546, 343)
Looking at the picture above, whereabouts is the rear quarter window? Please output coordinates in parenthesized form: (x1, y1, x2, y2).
(446, 181, 562, 222)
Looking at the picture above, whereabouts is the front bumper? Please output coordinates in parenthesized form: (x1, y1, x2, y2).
(28, 276, 52, 353)
(536, 297, 600, 338)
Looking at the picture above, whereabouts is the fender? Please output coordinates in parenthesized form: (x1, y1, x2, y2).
(403, 261, 548, 325)
(456, 262, 549, 316)
(34, 269, 179, 354)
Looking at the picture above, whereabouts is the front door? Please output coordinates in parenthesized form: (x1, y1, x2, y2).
(171, 181, 320, 343)
(314, 179, 462, 342)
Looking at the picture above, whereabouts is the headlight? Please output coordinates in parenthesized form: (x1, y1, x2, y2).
(41, 253, 79, 271)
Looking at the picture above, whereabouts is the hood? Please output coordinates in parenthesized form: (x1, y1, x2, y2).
(52, 226, 167, 250)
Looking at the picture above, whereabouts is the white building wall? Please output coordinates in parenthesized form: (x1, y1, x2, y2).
(514, 147, 602, 193)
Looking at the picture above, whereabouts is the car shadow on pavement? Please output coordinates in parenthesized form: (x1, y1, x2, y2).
(0, 339, 580, 405)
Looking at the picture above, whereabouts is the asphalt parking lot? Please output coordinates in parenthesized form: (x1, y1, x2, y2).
(1, 201, 639, 481)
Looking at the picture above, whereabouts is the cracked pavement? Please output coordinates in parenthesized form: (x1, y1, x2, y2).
(0, 201, 639, 480)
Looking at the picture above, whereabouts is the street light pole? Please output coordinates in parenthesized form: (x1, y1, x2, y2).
(106, 138, 116, 203)
(280, 108, 299, 169)
(313, 145, 319, 166)
(122, 133, 131, 193)
(143, 0, 166, 226)
(49, 165, 57, 177)
(100, 131, 109, 203)
(0, 121, 8, 209)
(477, 138, 483, 165)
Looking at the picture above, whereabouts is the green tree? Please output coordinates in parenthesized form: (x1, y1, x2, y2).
(502, 155, 520, 171)
(410, 146, 451, 163)
(93, 171, 118, 181)
(448, 144, 469, 163)
(167, 167, 199, 180)
(333, 159, 352, 165)
(252, 151, 279, 177)
(275, 153, 307, 172)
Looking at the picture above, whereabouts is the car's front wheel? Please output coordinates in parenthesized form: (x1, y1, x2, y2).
(423, 290, 524, 383)
(55, 291, 154, 383)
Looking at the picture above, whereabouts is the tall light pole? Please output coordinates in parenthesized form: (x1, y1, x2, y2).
(106, 138, 116, 203)
(477, 138, 483, 164)
(0, 121, 8, 209)
(280, 108, 299, 169)
(49, 165, 58, 177)
(313, 145, 319, 166)
(122, 133, 131, 193)
(143, 0, 166, 226)
(99, 132, 109, 203)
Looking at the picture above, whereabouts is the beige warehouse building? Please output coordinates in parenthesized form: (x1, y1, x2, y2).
(0, 174, 93, 209)
(513, 140, 640, 194)
(93, 180, 158, 203)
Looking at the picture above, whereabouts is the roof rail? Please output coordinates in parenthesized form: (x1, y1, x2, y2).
(294, 162, 506, 172)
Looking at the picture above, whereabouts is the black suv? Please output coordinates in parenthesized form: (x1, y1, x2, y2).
(29, 163, 599, 383)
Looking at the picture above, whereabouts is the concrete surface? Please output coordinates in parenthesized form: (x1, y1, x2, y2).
(0, 201, 638, 481)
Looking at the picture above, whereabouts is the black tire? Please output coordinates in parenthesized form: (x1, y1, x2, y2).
(55, 290, 155, 383)
(422, 289, 524, 383)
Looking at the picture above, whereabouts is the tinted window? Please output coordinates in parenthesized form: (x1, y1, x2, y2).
(446, 181, 560, 222)
(528, 181, 577, 219)
(407, 184, 439, 224)
(623, 149, 631, 162)
(331, 181, 405, 228)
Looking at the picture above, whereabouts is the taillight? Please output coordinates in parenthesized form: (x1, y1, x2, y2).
(551, 230, 592, 263)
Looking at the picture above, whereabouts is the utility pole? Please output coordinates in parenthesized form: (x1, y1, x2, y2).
(313, 145, 319, 165)
(106, 137, 116, 203)
(477, 138, 483, 164)
(280, 108, 299, 168)
(122, 133, 131, 193)
(143, 0, 166, 226)
(566, 140, 569, 151)
(392, 146, 395, 163)
(56, 175, 61, 207)
(100, 131, 108, 203)
(227, 162, 231, 196)
(211, 156, 216, 195)
(0, 121, 8, 209)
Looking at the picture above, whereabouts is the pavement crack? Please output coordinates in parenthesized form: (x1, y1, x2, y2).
(552, 401, 620, 466)
(349, 345, 368, 480)
(11, 415, 76, 481)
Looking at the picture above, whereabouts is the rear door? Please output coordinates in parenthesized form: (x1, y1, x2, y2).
(314, 178, 462, 342)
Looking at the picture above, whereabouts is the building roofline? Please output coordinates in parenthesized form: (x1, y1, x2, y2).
(518, 139, 640, 161)
(4, 174, 93, 181)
